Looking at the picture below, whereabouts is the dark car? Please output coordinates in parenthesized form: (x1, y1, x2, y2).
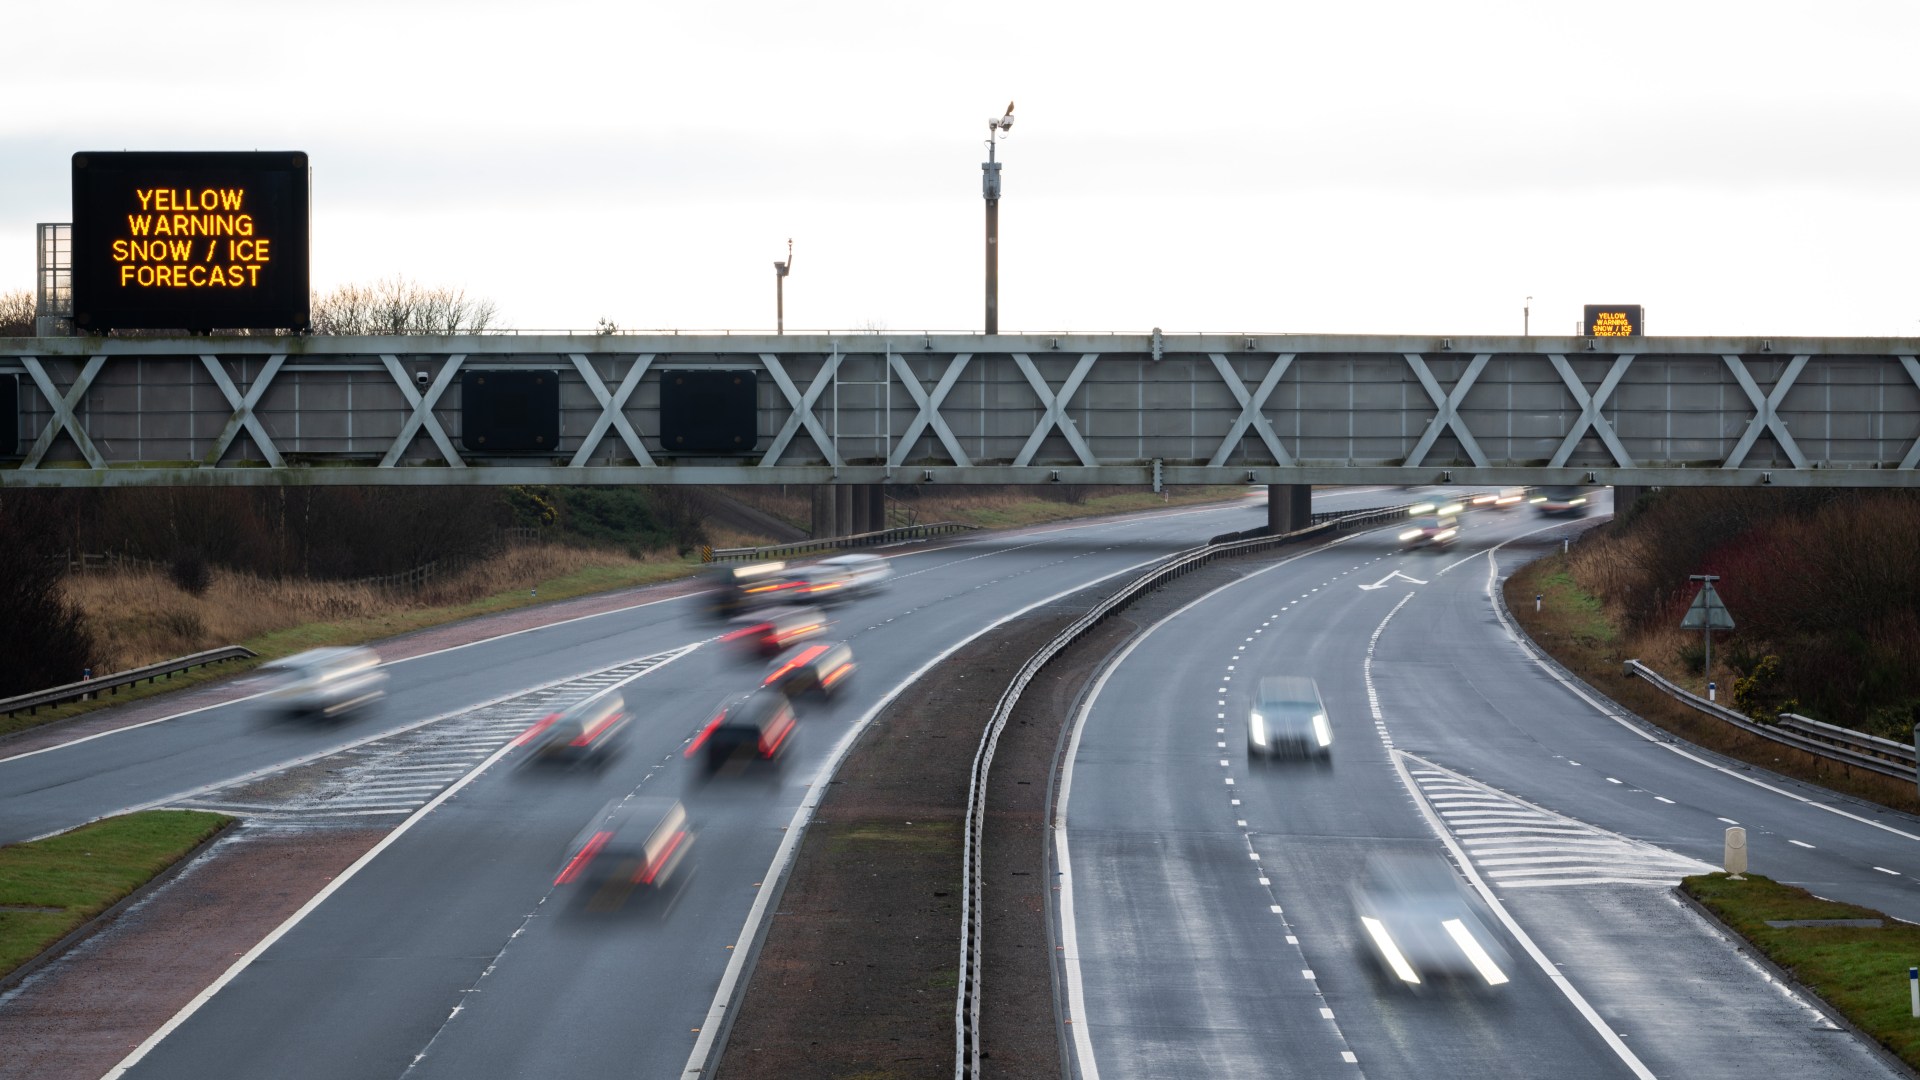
(554, 796, 695, 892)
(517, 692, 629, 765)
(685, 689, 798, 773)
(1397, 514, 1459, 549)
(704, 561, 806, 619)
(1531, 486, 1592, 517)
(722, 606, 830, 659)
(1351, 852, 1512, 988)
(762, 641, 856, 699)
(1246, 676, 1332, 761)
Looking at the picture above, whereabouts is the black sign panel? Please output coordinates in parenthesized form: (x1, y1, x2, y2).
(72, 151, 310, 331)
(1, 374, 16, 456)
(461, 370, 559, 453)
(660, 370, 758, 453)
(1583, 304, 1644, 337)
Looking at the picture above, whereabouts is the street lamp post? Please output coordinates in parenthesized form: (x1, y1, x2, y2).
(983, 101, 1013, 334)
(773, 239, 793, 335)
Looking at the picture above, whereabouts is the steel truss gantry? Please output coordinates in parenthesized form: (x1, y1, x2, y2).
(3, 333, 1919, 488)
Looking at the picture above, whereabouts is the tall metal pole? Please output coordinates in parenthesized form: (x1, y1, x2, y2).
(983, 140, 1001, 334)
(982, 103, 1012, 335)
(1524, 295, 1532, 337)
(773, 239, 793, 336)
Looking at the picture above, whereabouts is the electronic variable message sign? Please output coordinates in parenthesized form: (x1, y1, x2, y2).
(1583, 304, 1644, 337)
(72, 151, 309, 331)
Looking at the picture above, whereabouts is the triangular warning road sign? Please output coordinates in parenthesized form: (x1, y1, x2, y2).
(1680, 583, 1736, 630)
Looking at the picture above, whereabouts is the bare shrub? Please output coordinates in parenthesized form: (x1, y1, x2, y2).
(0, 500, 98, 694)
(310, 276, 501, 335)
(169, 549, 212, 596)
(0, 288, 34, 335)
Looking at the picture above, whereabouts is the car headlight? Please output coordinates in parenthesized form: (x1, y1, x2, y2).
(1409, 502, 1435, 514)
(1249, 711, 1268, 747)
(1398, 529, 1423, 542)
(1311, 713, 1332, 748)
(1569, 497, 1586, 506)
(1361, 916, 1421, 984)
(1442, 918, 1509, 985)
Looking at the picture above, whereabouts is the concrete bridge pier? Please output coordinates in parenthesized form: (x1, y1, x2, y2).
(1268, 484, 1311, 534)
(1611, 484, 1648, 516)
(812, 484, 889, 537)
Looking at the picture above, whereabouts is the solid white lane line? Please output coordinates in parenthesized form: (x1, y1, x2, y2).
(102, 647, 700, 1079)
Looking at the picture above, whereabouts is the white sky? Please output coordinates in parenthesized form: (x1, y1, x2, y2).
(6, 1, 1918, 336)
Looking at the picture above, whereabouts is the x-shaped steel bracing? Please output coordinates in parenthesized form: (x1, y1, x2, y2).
(1403, 353, 1491, 468)
(1897, 356, 1920, 471)
(888, 353, 973, 468)
(760, 352, 842, 468)
(1012, 353, 1100, 467)
(1722, 354, 1809, 469)
(20, 356, 107, 469)
(202, 354, 286, 467)
(1207, 353, 1295, 467)
(379, 354, 466, 467)
(568, 354, 655, 467)
(1546, 354, 1635, 469)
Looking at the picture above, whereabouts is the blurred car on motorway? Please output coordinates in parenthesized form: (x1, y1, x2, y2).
(1531, 486, 1592, 517)
(762, 641, 856, 700)
(554, 796, 695, 894)
(781, 553, 893, 604)
(1351, 852, 1512, 989)
(516, 692, 629, 766)
(685, 689, 798, 774)
(1468, 488, 1528, 510)
(261, 647, 386, 721)
(703, 560, 806, 619)
(722, 606, 830, 659)
(1397, 514, 1459, 549)
(1246, 676, 1332, 762)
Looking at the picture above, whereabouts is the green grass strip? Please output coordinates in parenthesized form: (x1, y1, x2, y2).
(0, 810, 232, 978)
(1683, 872, 1920, 1068)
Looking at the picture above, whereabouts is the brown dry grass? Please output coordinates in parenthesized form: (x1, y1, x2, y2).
(65, 544, 667, 672)
(1507, 554, 1920, 815)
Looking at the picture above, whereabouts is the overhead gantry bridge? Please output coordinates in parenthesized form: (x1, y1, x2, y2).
(3, 333, 1918, 494)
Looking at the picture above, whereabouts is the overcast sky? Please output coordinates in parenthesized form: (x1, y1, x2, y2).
(6, 1, 1918, 336)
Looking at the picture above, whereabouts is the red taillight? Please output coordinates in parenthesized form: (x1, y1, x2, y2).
(513, 713, 562, 746)
(821, 663, 851, 687)
(685, 713, 726, 758)
(758, 712, 795, 757)
(555, 831, 612, 885)
(722, 623, 771, 643)
(634, 829, 688, 885)
(572, 710, 623, 748)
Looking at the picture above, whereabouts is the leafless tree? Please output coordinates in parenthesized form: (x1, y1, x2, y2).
(0, 289, 35, 335)
(309, 276, 501, 335)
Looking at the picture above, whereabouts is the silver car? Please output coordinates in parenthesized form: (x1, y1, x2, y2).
(262, 647, 386, 721)
(1247, 676, 1332, 761)
(1352, 852, 1513, 988)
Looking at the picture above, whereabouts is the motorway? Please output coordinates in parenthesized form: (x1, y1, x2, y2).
(0, 490, 1388, 1080)
(1058, 492, 1911, 1079)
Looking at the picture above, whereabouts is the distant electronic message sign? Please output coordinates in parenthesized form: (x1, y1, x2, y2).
(1583, 304, 1644, 337)
(71, 151, 309, 331)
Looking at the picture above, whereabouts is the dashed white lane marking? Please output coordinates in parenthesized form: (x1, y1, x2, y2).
(1718, 817, 1740, 825)
(1874, 866, 1901, 875)
(1341, 1051, 1358, 1064)
(1654, 796, 1675, 804)
(1789, 840, 1815, 849)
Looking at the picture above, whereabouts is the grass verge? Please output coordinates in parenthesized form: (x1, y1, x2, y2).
(1683, 873, 1920, 1070)
(1505, 554, 1920, 815)
(0, 810, 232, 980)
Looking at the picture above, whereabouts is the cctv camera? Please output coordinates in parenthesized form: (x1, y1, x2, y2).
(415, 370, 430, 386)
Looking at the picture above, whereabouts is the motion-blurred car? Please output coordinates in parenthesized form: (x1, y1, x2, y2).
(554, 796, 695, 892)
(261, 647, 386, 721)
(762, 641, 856, 700)
(816, 553, 892, 596)
(1246, 676, 1332, 761)
(1351, 852, 1512, 988)
(685, 689, 798, 773)
(782, 553, 893, 604)
(722, 606, 829, 659)
(517, 692, 629, 765)
(1531, 486, 1591, 517)
(704, 561, 806, 619)
(1491, 486, 1528, 509)
(1397, 514, 1459, 548)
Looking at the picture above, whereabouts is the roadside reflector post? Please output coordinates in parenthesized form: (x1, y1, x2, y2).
(1708, 680, 1717, 703)
(1910, 967, 1918, 1017)
(1535, 593, 1542, 612)
(1723, 826, 1747, 879)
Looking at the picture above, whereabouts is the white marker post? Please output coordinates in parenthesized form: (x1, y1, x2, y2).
(1535, 593, 1542, 612)
(1724, 826, 1747, 879)
(1910, 967, 1918, 1017)
(1708, 681, 1717, 703)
